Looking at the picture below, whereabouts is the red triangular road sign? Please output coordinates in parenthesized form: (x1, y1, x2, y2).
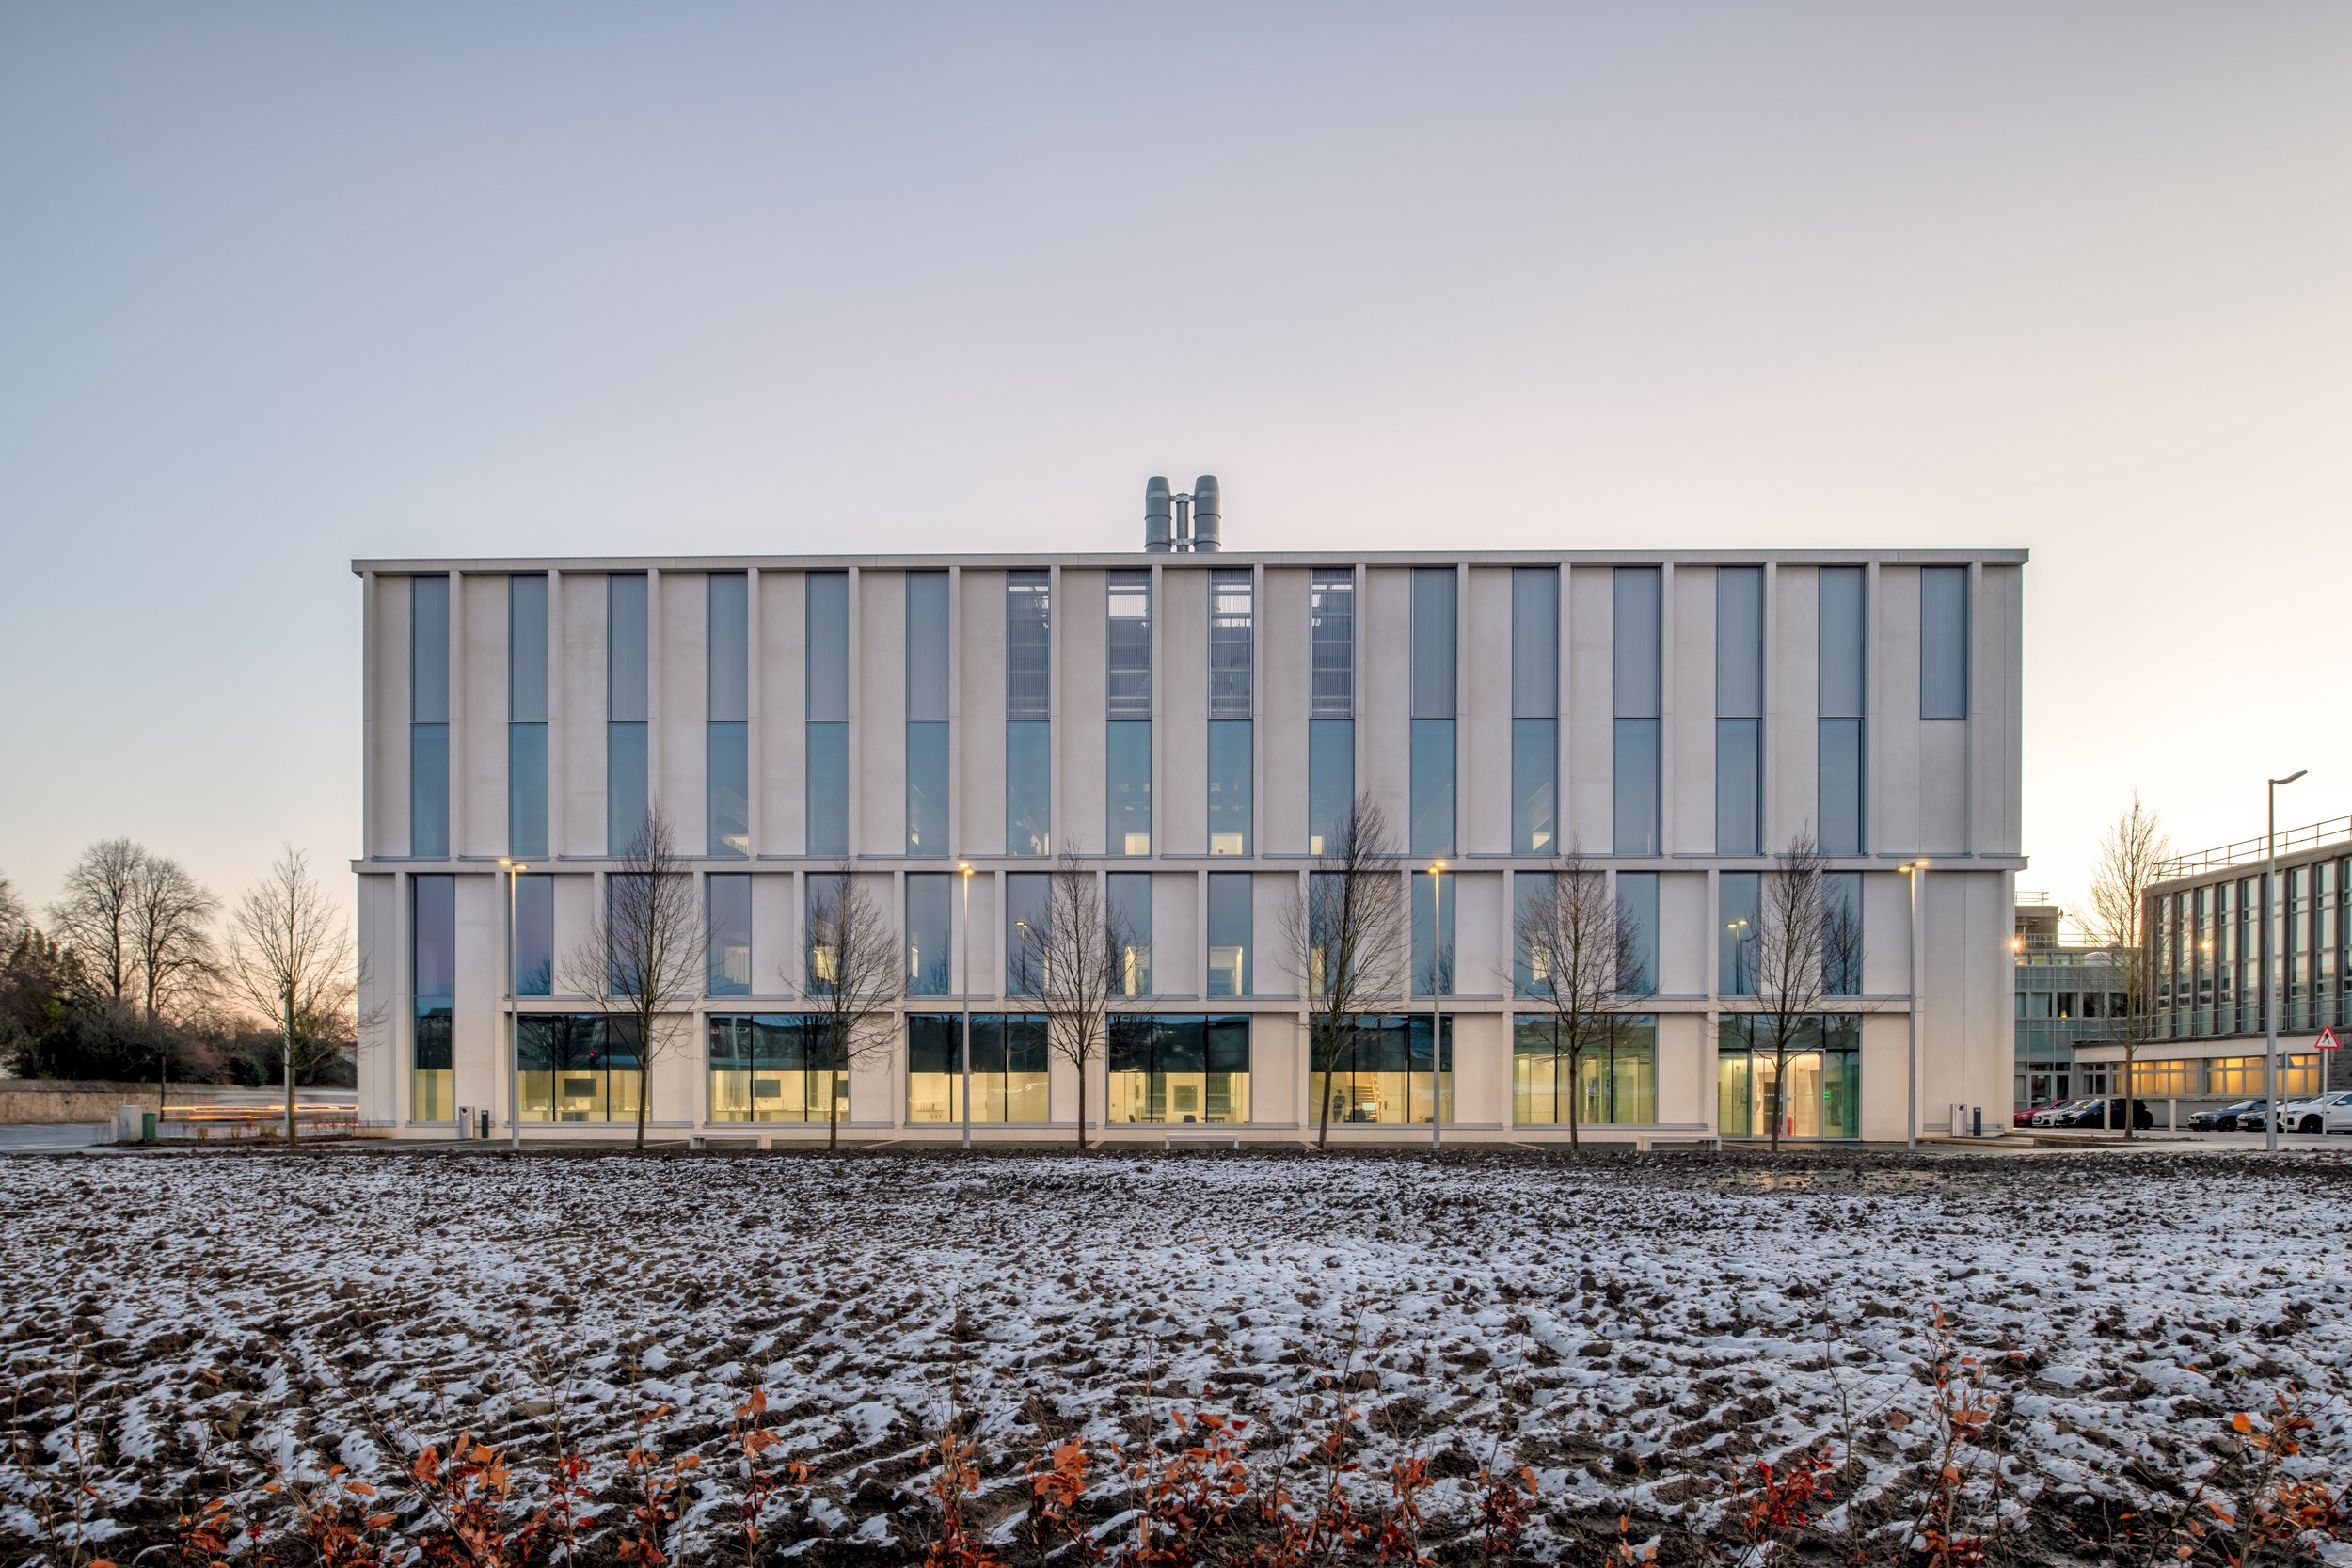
(2319, 1026, 2341, 1052)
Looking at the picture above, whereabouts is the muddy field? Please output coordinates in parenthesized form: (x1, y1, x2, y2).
(5, 1146, 2349, 1562)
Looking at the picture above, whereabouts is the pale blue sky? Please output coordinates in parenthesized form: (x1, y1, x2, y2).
(2, 4, 2347, 927)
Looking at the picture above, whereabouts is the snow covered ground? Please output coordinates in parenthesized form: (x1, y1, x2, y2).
(5, 1146, 2350, 1561)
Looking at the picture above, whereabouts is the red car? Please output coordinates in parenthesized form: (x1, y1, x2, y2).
(2014, 1101, 2053, 1128)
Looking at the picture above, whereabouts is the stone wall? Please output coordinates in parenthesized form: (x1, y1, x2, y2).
(0, 1081, 179, 1125)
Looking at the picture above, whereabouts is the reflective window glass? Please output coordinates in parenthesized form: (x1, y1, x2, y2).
(607, 574, 647, 722)
(1618, 871, 1658, 996)
(1410, 719, 1454, 858)
(1310, 570, 1354, 717)
(707, 572, 748, 722)
(1613, 718, 1659, 857)
(1006, 721, 1051, 856)
(1920, 566, 1967, 720)
(1208, 719, 1252, 855)
(1412, 871, 1456, 997)
(907, 721, 949, 856)
(509, 574, 548, 722)
(1007, 572, 1051, 720)
(1612, 567, 1661, 719)
(1107, 720, 1152, 855)
(906, 572, 950, 721)
(1108, 872, 1152, 996)
(1207, 872, 1251, 997)
(515, 873, 554, 997)
(708, 873, 752, 996)
(1512, 718, 1556, 854)
(607, 721, 647, 855)
(906, 873, 951, 996)
(1720, 871, 1761, 996)
(1006, 872, 1050, 995)
(1511, 566, 1558, 718)
(1715, 718, 1760, 857)
(1410, 568, 1456, 719)
(411, 722, 449, 859)
(707, 721, 749, 857)
(805, 721, 848, 857)
(1107, 572, 1152, 717)
(1209, 572, 1253, 717)
(1308, 719, 1354, 857)
(805, 571, 849, 722)
(510, 721, 548, 859)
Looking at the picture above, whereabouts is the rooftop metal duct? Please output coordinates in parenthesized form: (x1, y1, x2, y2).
(1191, 475, 1221, 552)
(1141, 473, 1222, 551)
(1144, 477, 1174, 553)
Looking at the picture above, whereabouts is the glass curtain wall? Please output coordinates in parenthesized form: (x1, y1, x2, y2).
(1106, 571, 1152, 855)
(1818, 566, 1866, 856)
(1308, 570, 1355, 855)
(1512, 1014, 1657, 1125)
(1715, 566, 1762, 856)
(1717, 1016, 1861, 1139)
(707, 573, 750, 855)
(607, 574, 648, 853)
(411, 575, 450, 858)
(1310, 1016, 1453, 1126)
(508, 574, 548, 858)
(806, 572, 849, 857)
(1613, 567, 1661, 856)
(1109, 1015, 1250, 1123)
(1409, 568, 1456, 858)
(1511, 567, 1559, 854)
(906, 572, 950, 855)
(707, 1016, 844, 1122)
(519, 1015, 644, 1121)
(1208, 571, 1253, 855)
(1007, 571, 1051, 855)
(906, 1014, 1048, 1122)
(412, 873, 454, 1119)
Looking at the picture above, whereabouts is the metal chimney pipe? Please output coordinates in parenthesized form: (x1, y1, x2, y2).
(1144, 477, 1173, 552)
(1191, 475, 1221, 552)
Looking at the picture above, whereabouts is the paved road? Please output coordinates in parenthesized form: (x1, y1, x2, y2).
(0, 1123, 116, 1153)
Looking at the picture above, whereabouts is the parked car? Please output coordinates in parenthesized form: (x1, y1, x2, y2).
(2190, 1099, 2264, 1131)
(2027, 1099, 2085, 1128)
(2273, 1090, 2352, 1135)
(2052, 1098, 2152, 1130)
(2014, 1100, 2054, 1128)
(2233, 1103, 2273, 1131)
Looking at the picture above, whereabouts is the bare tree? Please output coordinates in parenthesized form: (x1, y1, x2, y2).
(131, 853, 218, 1024)
(1280, 796, 1409, 1151)
(225, 847, 358, 1141)
(1019, 845, 1124, 1150)
(47, 839, 145, 1005)
(792, 863, 905, 1151)
(1734, 832, 1860, 1152)
(0, 871, 25, 946)
(562, 808, 702, 1150)
(1509, 847, 1642, 1148)
(2086, 795, 2171, 1141)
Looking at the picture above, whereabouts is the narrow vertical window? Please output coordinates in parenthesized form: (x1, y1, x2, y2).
(707, 872, 752, 996)
(515, 872, 554, 997)
(1206, 872, 1251, 997)
(1617, 872, 1659, 996)
(1108, 871, 1152, 996)
(508, 574, 548, 859)
(1007, 572, 1051, 856)
(1308, 569, 1355, 855)
(906, 872, 951, 996)
(1105, 572, 1152, 855)
(1824, 871, 1862, 997)
(1208, 571, 1253, 855)
(1005, 872, 1049, 995)
(1817, 566, 1866, 856)
(1612, 566, 1661, 857)
(410, 575, 450, 858)
(412, 873, 454, 1119)
(1410, 567, 1456, 858)
(1512, 872, 1553, 996)
(1920, 565, 1968, 720)
(606, 573, 649, 854)
(1720, 871, 1760, 996)
(805, 572, 849, 858)
(706, 572, 750, 857)
(906, 572, 950, 856)
(1511, 566, 1559, 855)
(1714, 566, 1762, 857)
(1413, 870, 1457, 996)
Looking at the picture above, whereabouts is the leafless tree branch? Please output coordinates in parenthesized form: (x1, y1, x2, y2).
(561, 807, 703, 1150)
(1279, 795, 1408, 1151)
(792, 862, 904, 1151)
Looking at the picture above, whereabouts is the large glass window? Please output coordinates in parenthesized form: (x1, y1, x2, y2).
(1512, 568, 1558, 854)
(518, 1016, 644, 1122)
(805, 571, 850, 858)
(1007, 571, 1051, 719)
(907, 1014, 1048, 1122)
(907, 873, 951, 997)
(1210, 572, 1253, 714)
(1824, 871, 1862, 997)
(708, 873, 752, 996)
(1720, 871, 1761, 996)
(1310, 569, 1354, 717)
(1007, 721, 1051, 856)
(1207, 872, 1251, 997)
(1512, 871, 1552, 996)
(412, 873, 453, 1120)
(1108, 871, 1152, 996)
(707, 573, 749, 857)
(1412, 870, 1456, 997)
(1107, 571, 1152, 716)
(1309, 719, 1354, 857)
(907, 572, 950, 856)
(1613, 567, 1661, 857)
(1311, 1015, 1453, 1126)
(1107, 720, 1152, 856)
(509, 574, 548, 859)
(1513, 1013, 1657, 1126)
(1818, 566, 1866, 855)
(1006, 872, 1050, 995)
(1714, 566, 1763, 857)
(515, 872, 553, 997)
(1920, 565, 1968, 721)
(1618, 872, 1658, 996)
(1110, 1015, 1250, 1124)
(707, 1015, 842, 1123)
(805, 721, 848, 858)
(1717, 1015, 1861, 1139)
(1208, 720, 1252, 855)
(607, 573, 648, 854)
(1410, 569, 1456, 858)
(707, 722, 749, 859)
(411, 575, 450, 859)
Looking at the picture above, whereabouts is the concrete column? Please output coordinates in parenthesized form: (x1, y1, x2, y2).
(746, 567, 763, 857)
(448, 570, 466, 856)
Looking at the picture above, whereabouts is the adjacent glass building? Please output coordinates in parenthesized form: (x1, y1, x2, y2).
(355, 542, 2024, 1142)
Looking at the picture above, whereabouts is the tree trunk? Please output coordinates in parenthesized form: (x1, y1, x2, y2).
(2121, 1044, 2135, 1139)
(1076, 1066, 1088, 1152)
(1769, 1046, 1785, 1151)
(1565, 1044, 1580, 1149)
(1315, 1025, 1332, 1151)
(282, 986, 296, 1145)
(828, 1030, 842, 1152)
(635, 1038, 650, 1151)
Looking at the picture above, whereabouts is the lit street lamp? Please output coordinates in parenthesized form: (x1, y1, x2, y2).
(497, 858, 527, 1149)
(1901, 860, 1929, 1149)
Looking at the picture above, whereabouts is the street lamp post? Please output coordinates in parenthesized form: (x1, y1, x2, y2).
(497, 859, 527, 1149)
(2265, 771, 2307, 1152)
(960, 863, 973, 1153)
(1903, 860, 1929, 1149)
(1430, 860, 1444, 1152)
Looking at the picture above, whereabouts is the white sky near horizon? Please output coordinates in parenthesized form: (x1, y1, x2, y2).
(1, 4, 2347, 934)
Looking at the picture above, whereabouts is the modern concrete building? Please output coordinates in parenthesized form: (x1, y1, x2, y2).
(2083, 813, 2352, 1110)
(351, 510, 2026, 1143)
(2009, 894, 2123, 1108)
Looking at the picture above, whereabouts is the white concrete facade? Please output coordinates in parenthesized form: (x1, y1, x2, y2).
(352, 547, 2026, 1144)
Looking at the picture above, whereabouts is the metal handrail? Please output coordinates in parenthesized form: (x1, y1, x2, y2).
(2158, 815, 2352, 879)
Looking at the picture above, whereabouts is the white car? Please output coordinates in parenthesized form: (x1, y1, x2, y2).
(2029, 1099, 2089, 1128)
(2273, 1090, 2352, 1135)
